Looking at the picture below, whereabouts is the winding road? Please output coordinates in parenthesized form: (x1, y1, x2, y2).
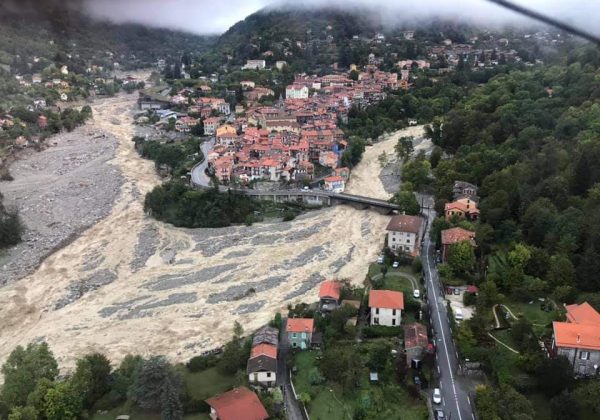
(422, 205, 475, 420)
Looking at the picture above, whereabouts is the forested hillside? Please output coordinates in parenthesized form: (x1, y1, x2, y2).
(432, 46, 600, 299)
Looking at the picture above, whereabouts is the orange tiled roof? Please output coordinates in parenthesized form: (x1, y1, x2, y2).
(206, 387, 268, 420)
(319, 280, 341, 300)
(250, 343, 277, 359)
(553, 321, 600, 351)
(369, 290, 404, 310)
(286, 318, 314, 333)
(565, 302, 600, 325)
(441, 227, 476, 246)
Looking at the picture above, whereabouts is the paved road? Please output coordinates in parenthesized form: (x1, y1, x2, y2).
(190, 138, 214, 187)
(422, 206, 475, 420)
(278, 319, 305, 420)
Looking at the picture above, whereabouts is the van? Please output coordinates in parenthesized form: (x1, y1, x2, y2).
(454, 308, 464, 321)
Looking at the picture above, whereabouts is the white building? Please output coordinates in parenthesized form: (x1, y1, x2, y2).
(242, 60, 266, 70)
(386, 214, 423, 256)
(369, 290, 404, 327)
(247, 343, 277, 387)
(286, 84, 309, 99)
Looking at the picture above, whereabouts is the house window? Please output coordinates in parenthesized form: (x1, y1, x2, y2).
(267, 372, 272, 378)
(392, 238, 396, 242)
(407, 239, 410, 243)
(580, 351, 590, 360)
(392, 319, 396, 326)
(292, 333, 297, 338)
(292, 342, 297, 348)
(374, 317, 379, 325)
(375, 308, 379, 315)
(393, 309, 396, 315)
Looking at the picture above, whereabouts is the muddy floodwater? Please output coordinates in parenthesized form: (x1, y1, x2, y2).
(0, 85, 424, 371)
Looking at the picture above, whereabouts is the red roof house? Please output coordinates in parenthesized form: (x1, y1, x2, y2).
(369, 290, 404, 327)
(440, 227, 476, 263)
(552, 301, 600, 376)
(369, 290, 405, 310)
(206, 386, 268, 420)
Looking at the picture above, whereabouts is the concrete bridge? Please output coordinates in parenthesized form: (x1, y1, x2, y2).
(238, 189, 400, 213)
(189, 157, 400, 214)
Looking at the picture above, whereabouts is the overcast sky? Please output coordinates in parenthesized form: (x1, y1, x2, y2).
(83, 0, 600, 36)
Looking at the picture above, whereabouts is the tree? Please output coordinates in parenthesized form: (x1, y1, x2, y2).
(71, 353, 112, 409)
(7, 406, 37, 420)
(447, 240, 476, 275)
(550, 392, 579, 420)
(536, 356, 574, 397)
(377, 152, 388, 168)
(218, 323, 248, 375)
(367, 343, 390, 371)
(44, 381, 83, 420)
(380, 264, 388, 278)
(129, 357, 182, 412)
(161, 377, 183, 420)
(1, 343, 58, 409)
(475, 385, 500, 420)
(429, 146, 443, 169)
(402, 158, 430, 190)
(389, 191, 420, 215)
(545, 254, 576, 289)
(394, 136, 414, 162)
(572, 379, 600, 415)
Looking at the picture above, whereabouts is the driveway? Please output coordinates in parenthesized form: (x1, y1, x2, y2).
(422, 205, 475, 420)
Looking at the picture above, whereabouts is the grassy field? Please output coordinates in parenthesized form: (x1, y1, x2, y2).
(177, 365, 237, 401)
(293, 350, 427, 420)
(506, 301, 557, 335)
(91, 365, 235, 420)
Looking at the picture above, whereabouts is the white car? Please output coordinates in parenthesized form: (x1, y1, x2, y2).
(392, 261, 399, 268)
(377, 255, 384, 264)
(413, 289, 420, 299)
(432, 388, 442, 404)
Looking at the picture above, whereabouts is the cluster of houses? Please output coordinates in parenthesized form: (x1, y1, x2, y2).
(204, 66, 399, 187)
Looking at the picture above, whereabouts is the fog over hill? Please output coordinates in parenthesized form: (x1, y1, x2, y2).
(80, 0, 600, 36)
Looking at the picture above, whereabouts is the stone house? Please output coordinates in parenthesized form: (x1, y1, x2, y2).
(552, 302, 600, 376)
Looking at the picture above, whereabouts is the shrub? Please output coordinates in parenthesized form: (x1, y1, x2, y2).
(412, 256, 422, 273)
(186, 354, 218, 372)
(463, 291, 477, 306)
(362, 325, 402, 338)
(282, 211, 296, 221)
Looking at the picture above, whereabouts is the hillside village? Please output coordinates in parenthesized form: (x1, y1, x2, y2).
(1, 4, 600, 420)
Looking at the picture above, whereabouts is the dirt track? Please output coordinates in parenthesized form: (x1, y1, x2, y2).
(0, 90, 425, 371)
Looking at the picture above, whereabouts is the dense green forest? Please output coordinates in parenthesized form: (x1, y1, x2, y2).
(144, 182, 261, 228)
(416, 45, 600, 418)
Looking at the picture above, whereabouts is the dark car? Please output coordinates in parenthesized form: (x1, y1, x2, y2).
(413, 375, 421, 386)
(434, 409, 445, 419)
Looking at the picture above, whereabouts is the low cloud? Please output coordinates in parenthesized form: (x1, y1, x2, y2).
(79, 0, 600, 36)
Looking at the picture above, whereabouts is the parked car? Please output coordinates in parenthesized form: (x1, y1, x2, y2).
(377, 255, 384, 264)
(302, 186, 310, 190)
(413, 375, 421, 386)
(432, 388, 442, 404)
(413, 289, 420, 299)
(392, 261, 399, 268)
(454, 288, 461, 295)
(454, 308, 464, 321)
(434, 409, 445, 419)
